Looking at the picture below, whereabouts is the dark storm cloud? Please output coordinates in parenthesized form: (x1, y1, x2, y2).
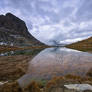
(0, 0, 92, 44)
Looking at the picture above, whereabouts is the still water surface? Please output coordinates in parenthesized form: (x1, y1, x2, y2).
(17, 47, 92, 88)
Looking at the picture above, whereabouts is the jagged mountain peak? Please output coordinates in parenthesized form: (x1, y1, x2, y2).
(0, 13, 46, 46)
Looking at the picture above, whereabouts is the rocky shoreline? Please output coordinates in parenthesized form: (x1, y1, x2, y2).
(0, 53, 92, 92)
(0, 75, 92, 92)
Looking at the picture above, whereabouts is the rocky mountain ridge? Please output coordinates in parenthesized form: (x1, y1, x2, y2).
(0, 13, 46, 46)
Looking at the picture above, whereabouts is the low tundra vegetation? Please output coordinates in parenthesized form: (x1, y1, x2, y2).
(0, 74, 92, 92)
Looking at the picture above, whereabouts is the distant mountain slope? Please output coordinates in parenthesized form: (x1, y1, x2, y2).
(66, 37, 92, 51)
(0, 13, 46, 46)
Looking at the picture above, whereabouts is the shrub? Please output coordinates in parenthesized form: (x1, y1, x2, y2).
(86, 68, 92, 77)
(0, 81, 22, 92)
(24, 81, 41, 92)
(65, 74, 81, 81)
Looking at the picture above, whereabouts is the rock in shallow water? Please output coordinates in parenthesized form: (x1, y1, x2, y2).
(64, 84, 92, 91)
(0, 81, 8, 86)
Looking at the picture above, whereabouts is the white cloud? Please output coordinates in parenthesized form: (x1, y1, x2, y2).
(0, 0, 92, 45)
(60, 37, 88, 44)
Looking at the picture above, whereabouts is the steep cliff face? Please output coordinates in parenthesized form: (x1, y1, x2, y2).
(0, 13, 45, 46)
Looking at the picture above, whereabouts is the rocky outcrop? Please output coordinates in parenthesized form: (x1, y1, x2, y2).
(0, 13, 46, 46)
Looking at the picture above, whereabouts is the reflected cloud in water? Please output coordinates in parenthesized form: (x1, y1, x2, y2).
(18, 47, 92, 88)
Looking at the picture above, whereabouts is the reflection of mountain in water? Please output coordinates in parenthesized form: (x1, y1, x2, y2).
(18, 48, 92, 88)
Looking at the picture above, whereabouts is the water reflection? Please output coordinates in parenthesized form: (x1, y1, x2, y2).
(18, 47, 92, 88)
(0, 49, 43, 56)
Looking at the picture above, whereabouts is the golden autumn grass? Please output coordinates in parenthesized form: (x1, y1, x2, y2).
(0, 45, 21, 52)
(0, 74, 92, 92)
(0, 54, 92, 92)
(66, 37, 92, 52)
(0, 42, 92, 92)
(0, 55, 33, 81)
(0, 45, 50, 53)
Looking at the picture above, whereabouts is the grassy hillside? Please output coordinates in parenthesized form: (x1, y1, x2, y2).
(66, 37, 92, 52)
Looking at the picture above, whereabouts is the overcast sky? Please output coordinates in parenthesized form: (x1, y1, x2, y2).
(0, 0, 92, 45)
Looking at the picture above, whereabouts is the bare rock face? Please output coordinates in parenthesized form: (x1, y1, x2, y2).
(0, 13, 45, 46)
